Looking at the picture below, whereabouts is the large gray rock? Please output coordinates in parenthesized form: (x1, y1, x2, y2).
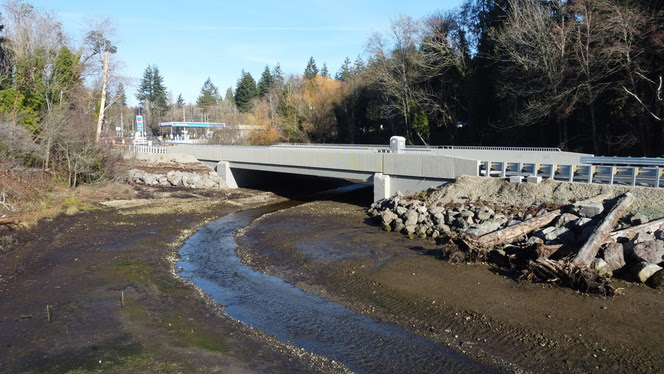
(572, 201, 604, 218)
(630, 240, 664, 264)
(476, 208, 494, 221)
(569, 217, 594, 233)
(632, 231, 655, 244)
(143, 174, 158, 186)
(403, 224, 417, 237)
(553, 213, 579, 229)
(632, 261, 663, 283)
(167, 171, 183, 186)
(436, 223, 452, 234)
(533, 226, 556, 239)
(381, 210, 398, 228)
(459, 210, 475, 222)
(474, 220, 503, 236)
(603, 242, 626, 271)
(404, 210, 419, 226)
(428, 206, 445, 216)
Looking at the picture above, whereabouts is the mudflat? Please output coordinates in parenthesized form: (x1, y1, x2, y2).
(0, 187, 344, 373)
(237, 199, 664, 374)
(2, 183, 663, 373)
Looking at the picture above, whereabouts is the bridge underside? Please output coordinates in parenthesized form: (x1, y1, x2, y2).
(215, 161, 450, 201)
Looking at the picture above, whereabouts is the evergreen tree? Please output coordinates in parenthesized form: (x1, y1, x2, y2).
(176, 93, 185, 107)
(304, 56, 318, 79)
(257, 65, 273, 98)
(272, 63, 285, 86)
(336, 57, 352, 81)
(353, 56, 365, 74)
(135, 65, 168, 130)
(224, 87, 235, 105)
(196, 77, 220, 110)
(234, 70, 258, 112)
(114, 83, 127, 107)
(321, 63, 329, 78)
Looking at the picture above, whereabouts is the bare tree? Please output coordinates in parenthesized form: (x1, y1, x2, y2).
(366, 15, 422, 142)
(83, 19, 117, 142)
(494, 0, 575, 148)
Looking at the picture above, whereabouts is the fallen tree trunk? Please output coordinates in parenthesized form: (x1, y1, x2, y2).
(572, 193, 635, 268)
(472, 209, 562, 248)
(470, 192, 613, 250)
(608, 217, 664, 243)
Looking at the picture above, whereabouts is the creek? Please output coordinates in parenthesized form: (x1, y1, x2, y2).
(176, 201, 494, 373)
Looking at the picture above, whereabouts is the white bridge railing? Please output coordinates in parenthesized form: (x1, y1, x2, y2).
(481, 161, 663, 188)
(126, 145, 168, 154)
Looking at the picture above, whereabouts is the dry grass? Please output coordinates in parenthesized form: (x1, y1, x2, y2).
(0, 162, 135, 227)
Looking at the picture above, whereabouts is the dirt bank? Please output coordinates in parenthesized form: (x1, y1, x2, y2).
(0, 187, 346, 373)
(237, 197, 664, 373)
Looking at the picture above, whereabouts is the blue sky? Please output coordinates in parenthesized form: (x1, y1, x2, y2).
(30, 0, 464, 106)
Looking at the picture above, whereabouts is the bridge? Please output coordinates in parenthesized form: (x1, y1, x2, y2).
(152, 139, 591, 201)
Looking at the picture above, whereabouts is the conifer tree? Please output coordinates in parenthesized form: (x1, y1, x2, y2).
(321, 63, 329, 78)
(176, 93, 185, 107)
(336, 57, 352, 81)
(136, 65, 168, 130)
(272, 63, 285, 86)
(224, 87, 235, 105)
(257, 65, 273, 98)
(234, 70, 258, 112)
(304, 57, 318, 79)
(196, 77, 220, 109)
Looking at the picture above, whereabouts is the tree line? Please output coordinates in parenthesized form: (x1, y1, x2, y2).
(0, 0, 662, 193)
(181, 0, 662, 155)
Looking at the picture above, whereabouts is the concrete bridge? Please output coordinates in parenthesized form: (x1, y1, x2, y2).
(162, 140, 589, 201)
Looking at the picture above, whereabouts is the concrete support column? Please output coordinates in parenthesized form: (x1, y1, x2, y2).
(216, 161, 238, 188)
(373, 173, 391, 202)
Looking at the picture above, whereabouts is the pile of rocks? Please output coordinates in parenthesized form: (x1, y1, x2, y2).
(128, 169, 226, 189)
(368, 194, 553, 240)
(368, 193, 664, 289)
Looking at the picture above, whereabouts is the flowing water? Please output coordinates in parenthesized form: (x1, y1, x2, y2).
(177, 203, 495, 373)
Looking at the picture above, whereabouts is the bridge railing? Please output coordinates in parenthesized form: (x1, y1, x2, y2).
(125, 145, 168, 154)
(481, 161, 662, 188)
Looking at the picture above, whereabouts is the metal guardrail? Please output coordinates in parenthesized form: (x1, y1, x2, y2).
(277, 143, 562, 152)
(481, 161, 662, 188)
(580, 156, 664, 167)
(438, 145, 561, 152)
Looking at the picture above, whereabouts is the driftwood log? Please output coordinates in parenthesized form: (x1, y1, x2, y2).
(471, 209, 562, 248)
(608, 217, 664, 243)
(468, 192, 612, 251)
(572, 193, 635, 268)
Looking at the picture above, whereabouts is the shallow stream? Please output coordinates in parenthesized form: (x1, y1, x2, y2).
(176, 202, 494, 373)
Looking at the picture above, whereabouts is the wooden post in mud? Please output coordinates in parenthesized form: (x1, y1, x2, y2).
(121, 291, 124, 308)
(46, 305, 51, 323)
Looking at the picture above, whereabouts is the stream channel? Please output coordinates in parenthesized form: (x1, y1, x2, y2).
(176, 199, 495, 373)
